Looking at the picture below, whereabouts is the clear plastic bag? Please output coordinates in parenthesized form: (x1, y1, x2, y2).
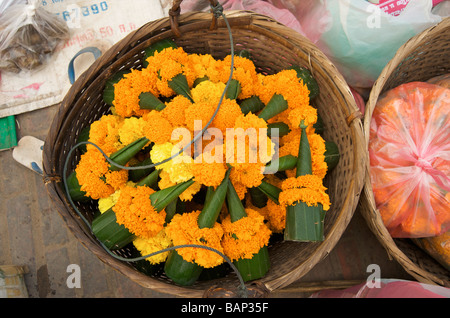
(0, 0, 70, 73)
(369, 81, 450, 238)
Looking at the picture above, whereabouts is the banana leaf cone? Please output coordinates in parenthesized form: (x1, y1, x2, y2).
(284, 122, 325, 242)
(257, 94, 288, 121)
(225, 79, 241, 100)
(91, 173, 193, 251)
(164, 170, 230, 286)
(138, 92, 166, 111)
(66, 137, 150, 201)
(239, 95, 265, 115)
(226, 179, 270, 282)
(168, 73, 193, 102)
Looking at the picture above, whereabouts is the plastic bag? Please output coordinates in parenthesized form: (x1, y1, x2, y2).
(369, 81, 450, 238)
(179, 0, 306, 37)
(0, 0, 70, 73)
(269, 0, 443, 88)
(311, 279, 450, 298)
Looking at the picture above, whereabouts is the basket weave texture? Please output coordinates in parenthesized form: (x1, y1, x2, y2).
(360, 17, 450, 288)
(43, 9, 366, 297)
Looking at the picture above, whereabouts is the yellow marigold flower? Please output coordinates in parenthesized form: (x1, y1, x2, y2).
(118, 117, 148, 146)
(133, 229, 173, 265)
(178, 181, 202, 202)
(150, 142, 175, 171)
(142, 110, 174, 145)
(191, 80, 225, 105)
(279, 175, 331, 210)
(113, 185, 166, 239)
(165, 210, 225, 268)
(221, 208, 272, 261)
(150, 141, 194, 184)
(75, 149, 128, 200)
(98, 181, 135, 213)
(87, 114, 124, 156)
(158, 169, 176, 190)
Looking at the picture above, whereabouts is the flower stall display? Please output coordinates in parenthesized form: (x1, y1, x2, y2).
(66, 39, 339, 286)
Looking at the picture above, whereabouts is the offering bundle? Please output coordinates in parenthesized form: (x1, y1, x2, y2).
(65, 39, 339, 286)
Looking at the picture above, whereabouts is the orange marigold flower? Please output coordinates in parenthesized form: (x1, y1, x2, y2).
(87, 114, 124, 156)
(279, 175, 330, 210)
(278, 129, 327, 179)
(287, 106, 318, 130)
(221, 208, 272, 261)
(188, 53, 217, 80)
(145, 47, 195, 97)
(184, 101, 215, 133)
(178, 181, 202, 202)
(218, 55, 259, 100)
(230, 178, 247, 200)
(104, 169, 129, 190)
(142, 110, 174, 145)
(211, 98, 243, 134)
(161, 95, 192, 128)
(165, 210, 225, 268)
(192, 155, 228, 188)
(257, 69, 310, 109)
(230, 162, 265, 188)
(75, 149, 128, 200)
(113, 185, 166, 239)
(113, 69, 152, 118)
(266, 199, 286, 233)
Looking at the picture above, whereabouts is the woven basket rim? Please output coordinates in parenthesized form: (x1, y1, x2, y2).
(361, 17, 450, 287)
(43, 10, 366, 297)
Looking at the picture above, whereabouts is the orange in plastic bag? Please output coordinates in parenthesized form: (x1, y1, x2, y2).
(369, 82, 450, 238)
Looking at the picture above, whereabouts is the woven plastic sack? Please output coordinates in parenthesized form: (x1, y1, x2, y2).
(369, 81, 450, 238)
(0, 0, 69, 73)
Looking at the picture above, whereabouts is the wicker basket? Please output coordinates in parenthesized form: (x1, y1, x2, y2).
(43, 2, 366, 298)
(360, 17, 450, 287)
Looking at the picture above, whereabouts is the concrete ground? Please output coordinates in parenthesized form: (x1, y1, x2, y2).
(0, 104, 414, 298)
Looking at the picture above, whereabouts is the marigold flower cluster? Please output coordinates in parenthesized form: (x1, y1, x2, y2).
(73, 44, 332, 272)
